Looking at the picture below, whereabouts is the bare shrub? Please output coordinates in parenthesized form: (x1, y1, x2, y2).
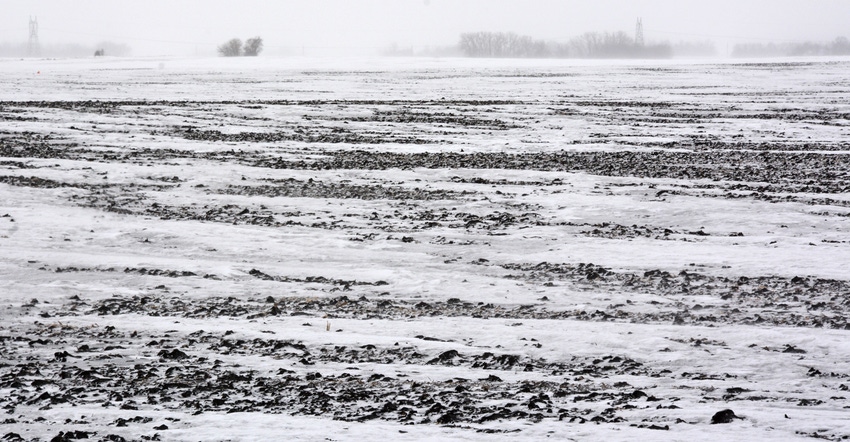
(218, 38, 243, 57)
(243, 37, 264, 56)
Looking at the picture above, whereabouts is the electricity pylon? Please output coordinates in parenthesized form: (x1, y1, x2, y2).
(28, 16, 40, 56)
(635, 18, 645, 47)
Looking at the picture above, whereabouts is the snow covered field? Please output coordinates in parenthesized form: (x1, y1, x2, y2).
(1, 56, 850, 441)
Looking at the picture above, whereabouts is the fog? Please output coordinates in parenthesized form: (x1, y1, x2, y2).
(2, 0, 849, 57)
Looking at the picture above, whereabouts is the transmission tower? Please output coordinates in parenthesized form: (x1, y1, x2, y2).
(28, 16, 40, 56)
(635, 17, 645, 47)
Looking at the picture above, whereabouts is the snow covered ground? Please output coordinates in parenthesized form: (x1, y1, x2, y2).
(1, 55, 850, 441)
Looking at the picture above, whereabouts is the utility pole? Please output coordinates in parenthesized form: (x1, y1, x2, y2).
(28, 16, 40, 56)
(635, 17, 645, 47)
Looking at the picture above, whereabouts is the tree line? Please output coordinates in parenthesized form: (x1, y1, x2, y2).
(456, 32, 850, 59)
(458, 31, 671, 59)
(732, 37, 850, 57)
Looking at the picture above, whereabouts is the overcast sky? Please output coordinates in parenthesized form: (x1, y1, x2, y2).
(2, 0, 849, 56)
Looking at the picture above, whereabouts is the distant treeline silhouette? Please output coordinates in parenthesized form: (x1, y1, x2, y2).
(733, 37, 850, 57)
(459, 31, 672, 59)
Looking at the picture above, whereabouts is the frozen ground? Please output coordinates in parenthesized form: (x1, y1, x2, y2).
(1, 55, 850, 441)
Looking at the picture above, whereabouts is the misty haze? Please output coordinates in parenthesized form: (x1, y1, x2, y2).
(3, 0, 850, 57)
(2, 1, 850, 441)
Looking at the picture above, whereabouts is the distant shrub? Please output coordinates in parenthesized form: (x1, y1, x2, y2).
(243, 37, 264, 56)
(218, 38, 243, 57)
(218, 37, 264, 57)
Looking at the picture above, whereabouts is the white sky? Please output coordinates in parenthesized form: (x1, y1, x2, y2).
(2, 0, 849, 56)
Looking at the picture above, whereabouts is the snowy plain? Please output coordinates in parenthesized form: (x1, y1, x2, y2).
(1, 55, 850, 441)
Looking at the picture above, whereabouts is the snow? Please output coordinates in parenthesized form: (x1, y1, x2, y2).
(1, 55, 850, 441)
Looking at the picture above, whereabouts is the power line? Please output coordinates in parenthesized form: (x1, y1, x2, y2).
(40, 27, 218, 47)
(39, 27, 391, 52)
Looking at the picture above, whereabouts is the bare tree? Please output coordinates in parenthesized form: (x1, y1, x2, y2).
(460, 32, 548, 58)
(459, 32, 487, 57)
(243, 37, 264, 56)
(218, 38, 242, 57)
